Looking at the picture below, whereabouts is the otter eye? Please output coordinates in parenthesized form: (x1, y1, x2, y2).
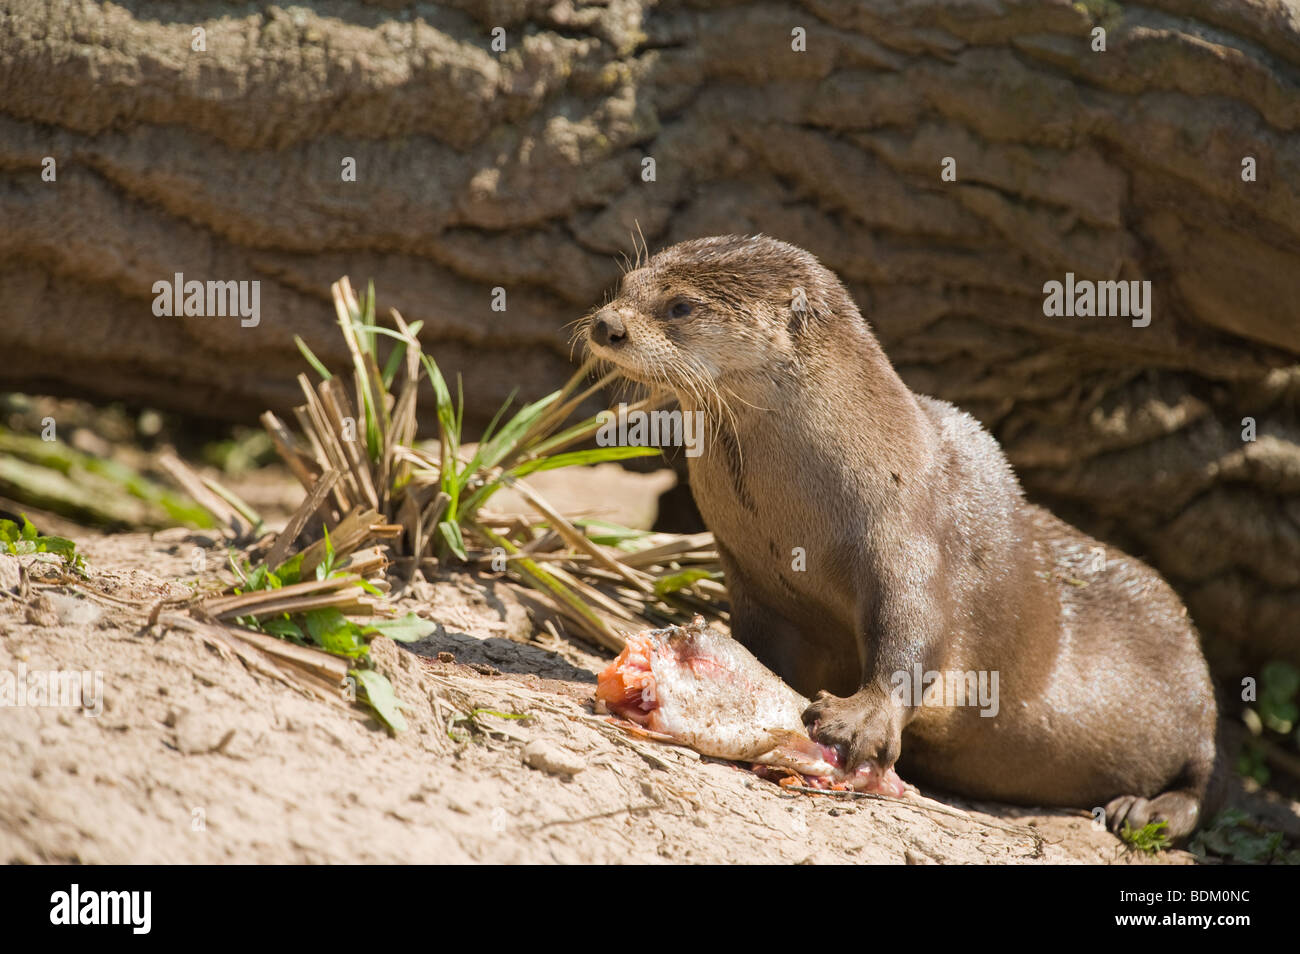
(668, 300, 695, 319)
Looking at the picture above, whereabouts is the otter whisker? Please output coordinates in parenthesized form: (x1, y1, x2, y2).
(676, 351, 742, 467)
(633, 220, 649, 270)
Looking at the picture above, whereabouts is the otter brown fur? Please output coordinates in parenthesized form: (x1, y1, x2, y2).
(583, 234, 1219, 840)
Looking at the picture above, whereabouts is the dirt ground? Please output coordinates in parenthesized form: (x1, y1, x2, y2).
(0, 467, 1295, 865)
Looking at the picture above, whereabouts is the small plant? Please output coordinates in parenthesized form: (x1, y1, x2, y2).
(1188, 809, 1300, 865)
(1238, 660, 1300, 786)
(342, 280, 651, 548)
(0, 514, 86, 576)
(1119, 819, 1171, 854)
(229, 542, 432, 653)
(268, 277, 721, 649)
(211, 516, 434, 732)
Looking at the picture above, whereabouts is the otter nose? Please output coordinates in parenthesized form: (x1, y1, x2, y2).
(590, 309, 627, 348)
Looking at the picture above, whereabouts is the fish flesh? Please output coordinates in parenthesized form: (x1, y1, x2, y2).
(596, 616, 906, 795)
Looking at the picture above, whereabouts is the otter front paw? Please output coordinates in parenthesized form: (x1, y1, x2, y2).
(803, 687, 903, 771)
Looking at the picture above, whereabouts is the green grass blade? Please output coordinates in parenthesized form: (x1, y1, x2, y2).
(438, 519, 468, 561)
(470, 521, 612, 639)
(518, 413, 607, 460)
(507, 445, 661, 479)
(294, 335, 333, 380)
(572, 518, 650, 546)
(480, 389, 518, 446)
(420, 354, 460, 458)
(477, 394, 559, 469)
(653, 568, 722, 598)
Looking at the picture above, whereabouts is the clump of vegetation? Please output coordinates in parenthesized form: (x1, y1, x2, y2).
(190, 277, 729, 731)
(215, 528, 433, 731)
(1119, 819, 1171, 854)
(258, 279, 725, 643)
(0, 514, 86, 576)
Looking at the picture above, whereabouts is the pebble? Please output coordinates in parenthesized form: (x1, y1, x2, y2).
(521, 739, 585, 777)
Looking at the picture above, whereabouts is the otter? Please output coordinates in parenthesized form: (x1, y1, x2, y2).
(582, 234, 1219, 841)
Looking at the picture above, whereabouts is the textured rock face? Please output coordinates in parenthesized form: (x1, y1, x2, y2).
(1, 0, 1297, 672)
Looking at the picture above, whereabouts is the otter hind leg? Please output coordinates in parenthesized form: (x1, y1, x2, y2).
(1105, 789, 1203, 843)
(1105, 742, 1218, 844)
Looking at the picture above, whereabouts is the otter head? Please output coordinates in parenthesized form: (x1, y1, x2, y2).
(582, 234, 853, 403)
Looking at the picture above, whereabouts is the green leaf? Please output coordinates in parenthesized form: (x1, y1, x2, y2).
(469, 708, 528, 721)
(261, 618, 305, 641)
(246, 562, 281, 592)
(339, 290, 384, 464)
(452, 390, 520, 499)
(421, 352, 464, 517)
(653, 568, 722, 598)
(304, 608, 370, 658)
(0, 516, 84, 571)
(36, 536, 79, 560)
(274, 552, 304, 585)
(364, 279, 377, 337)
(365, 612, 437, 643)
(521, 415, 605, 460)
(316, 524, 336, 580)
(350, 669, 407, 732)
(1189, 809, 1290, 864)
